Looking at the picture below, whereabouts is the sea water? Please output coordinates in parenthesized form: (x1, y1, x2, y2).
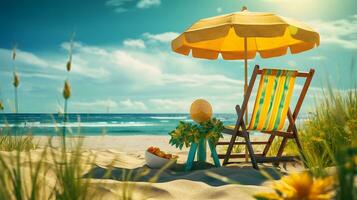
(0, 113, 237, 136)
(0, 113, 308, 136)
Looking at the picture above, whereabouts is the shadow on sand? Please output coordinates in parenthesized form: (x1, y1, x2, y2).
(85, 162, 282, 186)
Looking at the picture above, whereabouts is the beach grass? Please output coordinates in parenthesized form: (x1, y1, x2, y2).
(258, 86, 357, 199)
(267, 137, 298, 157)
(300, 88, 356, 173)
(0, 146, 47, 200)
(50, 138, 92, 200)
(0, 134, 37, 151)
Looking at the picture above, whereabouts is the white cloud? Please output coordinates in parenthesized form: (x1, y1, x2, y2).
(106, 0, 160, 13)
(19, 72, 61, 80)
(58, 42, 112, 79)
(112, 50, 162, 84)
(123, 39, 146, 49)
(72, 99, 118, 111)
(137, 0, 161, 9)
(163, 73, 243, 88)
(105, 0, 131, 13)
(217, 7, 222, 13)
(61, 42, 108, 56)
(106, 0, 130, 6)
(143, 32, 179, 43)
(69, 56, 111, 79)
(119, 99, 147, 111)
(309, 15, 357, 49)
(17, 51, 49, 68)
(60, 39, 245, 90)
(149, 98, 188, 112)
(0, 48, 48, 68)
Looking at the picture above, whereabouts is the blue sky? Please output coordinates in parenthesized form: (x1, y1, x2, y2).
(0, 0, 356, 113)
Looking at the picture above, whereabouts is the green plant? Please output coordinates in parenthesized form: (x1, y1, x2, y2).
(169, 118, 224, 149)
(0, 134, 36, 151)
(301, 89, 356, 163)
(267, 137, 298, 157)
(50, 137, 92, 200)
(221, 142, 245, 154)
(50, 36, 95, 199)
(300, 139, 333, 177)
(0, 136, 96, 200)
(297, 88, 357, 199)
(0, 148, 48, 200)
(335, 140, 357, 200)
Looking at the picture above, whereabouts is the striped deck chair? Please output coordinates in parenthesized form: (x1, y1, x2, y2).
(217, 65, 315, 169)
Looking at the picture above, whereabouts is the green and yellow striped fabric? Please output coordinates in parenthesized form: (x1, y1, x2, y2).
(247, 69, 297, 131)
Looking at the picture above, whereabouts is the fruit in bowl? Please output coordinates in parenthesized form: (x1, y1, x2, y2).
(145, 147, 178, 169)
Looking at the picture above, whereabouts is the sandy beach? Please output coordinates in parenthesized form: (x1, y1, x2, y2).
(6, 135, 301, 200)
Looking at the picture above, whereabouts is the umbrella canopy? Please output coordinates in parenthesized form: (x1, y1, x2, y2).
(172, 7, 320, 60)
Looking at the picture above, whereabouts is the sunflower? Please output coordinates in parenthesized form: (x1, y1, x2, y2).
(254, 172, 334, 200)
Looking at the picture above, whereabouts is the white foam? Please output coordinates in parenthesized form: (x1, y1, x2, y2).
(0, 121, 157, 128)
(150, 116, 187, 120)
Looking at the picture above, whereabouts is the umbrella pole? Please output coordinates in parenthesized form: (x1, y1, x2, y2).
(244, 37, 248, 162)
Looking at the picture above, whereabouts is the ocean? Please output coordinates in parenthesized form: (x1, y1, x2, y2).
(0, 113, 237, 136)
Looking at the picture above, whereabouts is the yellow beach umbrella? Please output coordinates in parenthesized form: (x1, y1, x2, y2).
(171, 6, 320, 97)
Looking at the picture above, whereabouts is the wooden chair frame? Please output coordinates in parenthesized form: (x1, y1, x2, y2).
(217, 65, 315, 169)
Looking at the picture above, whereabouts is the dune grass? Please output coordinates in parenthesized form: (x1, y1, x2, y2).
(0, 136, 96, 200)
(0, 134, 171, 200)
(0, 147, 48, 200)
(267, 137, 298, 157)
(0, 36, 99, 200)
(300, 88, 356, 174)
(50, 137, 93, 200)
(262, 87, 357, 199)
(0, 134, 37, 152)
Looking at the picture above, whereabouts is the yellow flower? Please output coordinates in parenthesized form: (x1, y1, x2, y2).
(255, 172, 334, 200)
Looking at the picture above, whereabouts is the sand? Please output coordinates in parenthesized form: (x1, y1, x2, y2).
(0, 135, 304, 200)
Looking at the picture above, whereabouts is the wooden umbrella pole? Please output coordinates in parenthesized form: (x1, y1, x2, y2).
(244, 37, 249, 162)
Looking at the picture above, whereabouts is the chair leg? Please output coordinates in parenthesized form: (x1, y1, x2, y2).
(292, 128, 303, 152)
(292, 129, 309, 167)
(262, 135, 275, 157)
(274, 137, 288, 166)
(243, 132, 259, 170)
(276, 137, 288, 156)
(223, 133, 237, 165)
